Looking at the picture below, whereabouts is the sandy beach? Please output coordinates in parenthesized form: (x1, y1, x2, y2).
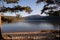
(2, 30, 60, 40)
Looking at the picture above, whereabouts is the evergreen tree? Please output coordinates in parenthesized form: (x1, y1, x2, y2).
(36, 0, 60, 16)
(0, 0, 32, 40)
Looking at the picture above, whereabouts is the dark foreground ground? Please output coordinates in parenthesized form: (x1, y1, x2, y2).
(1, 30, 60, 40)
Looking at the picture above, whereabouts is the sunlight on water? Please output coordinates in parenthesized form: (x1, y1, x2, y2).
(39, 23, 55, 29)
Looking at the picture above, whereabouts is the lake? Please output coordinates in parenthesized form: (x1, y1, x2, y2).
(2, 20, 60, 33)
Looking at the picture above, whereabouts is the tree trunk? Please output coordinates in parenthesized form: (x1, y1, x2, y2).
(0, 12, 3, 40)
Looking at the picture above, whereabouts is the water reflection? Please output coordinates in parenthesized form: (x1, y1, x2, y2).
(2, 21, 60, 33)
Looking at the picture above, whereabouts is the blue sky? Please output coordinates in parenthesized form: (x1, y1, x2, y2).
(3, 0, 47, 17)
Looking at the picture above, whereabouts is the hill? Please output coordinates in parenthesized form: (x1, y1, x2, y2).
(24, 15, 60, 21)
(2, 16, 24, 23)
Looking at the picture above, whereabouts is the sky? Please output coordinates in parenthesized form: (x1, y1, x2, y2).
(2, 0, 48, 17)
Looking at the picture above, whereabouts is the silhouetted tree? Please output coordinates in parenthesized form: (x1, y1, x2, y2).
(4, 0, 19, 3)
(16, 14, 20, 19)
(0, 0, 32, 40)
(36, 0, 60, 16)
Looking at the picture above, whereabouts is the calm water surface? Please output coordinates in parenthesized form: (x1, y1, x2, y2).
(2, 20, 60, 33)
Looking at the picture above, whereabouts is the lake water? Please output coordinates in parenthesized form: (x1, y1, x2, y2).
(2, 20, 60, 33)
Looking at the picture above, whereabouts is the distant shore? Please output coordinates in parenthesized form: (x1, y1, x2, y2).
(2, 16, 24, 23)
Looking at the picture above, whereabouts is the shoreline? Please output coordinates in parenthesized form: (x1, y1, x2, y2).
(2, 30, 60, 40)
(2, 30, 59, 33)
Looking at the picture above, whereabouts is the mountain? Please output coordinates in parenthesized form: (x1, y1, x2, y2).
(24, 15, 60, 21)
(24, 15, 45, 20)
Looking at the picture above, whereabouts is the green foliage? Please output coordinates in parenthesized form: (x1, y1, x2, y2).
(16, 14, 20, 20)
(4, 0, 19, 3)
(0, 0, 32, 14)
(25, 6, 32, 14)
(36, 0, 54, 4)
(1, 16, 12, 23)
(36, 0, 60, 4)
(0, 5, 32, 14)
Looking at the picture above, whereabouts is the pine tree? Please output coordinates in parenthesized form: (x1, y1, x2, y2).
(0, 0, 32, 40)
(36, 0, 60, 16)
